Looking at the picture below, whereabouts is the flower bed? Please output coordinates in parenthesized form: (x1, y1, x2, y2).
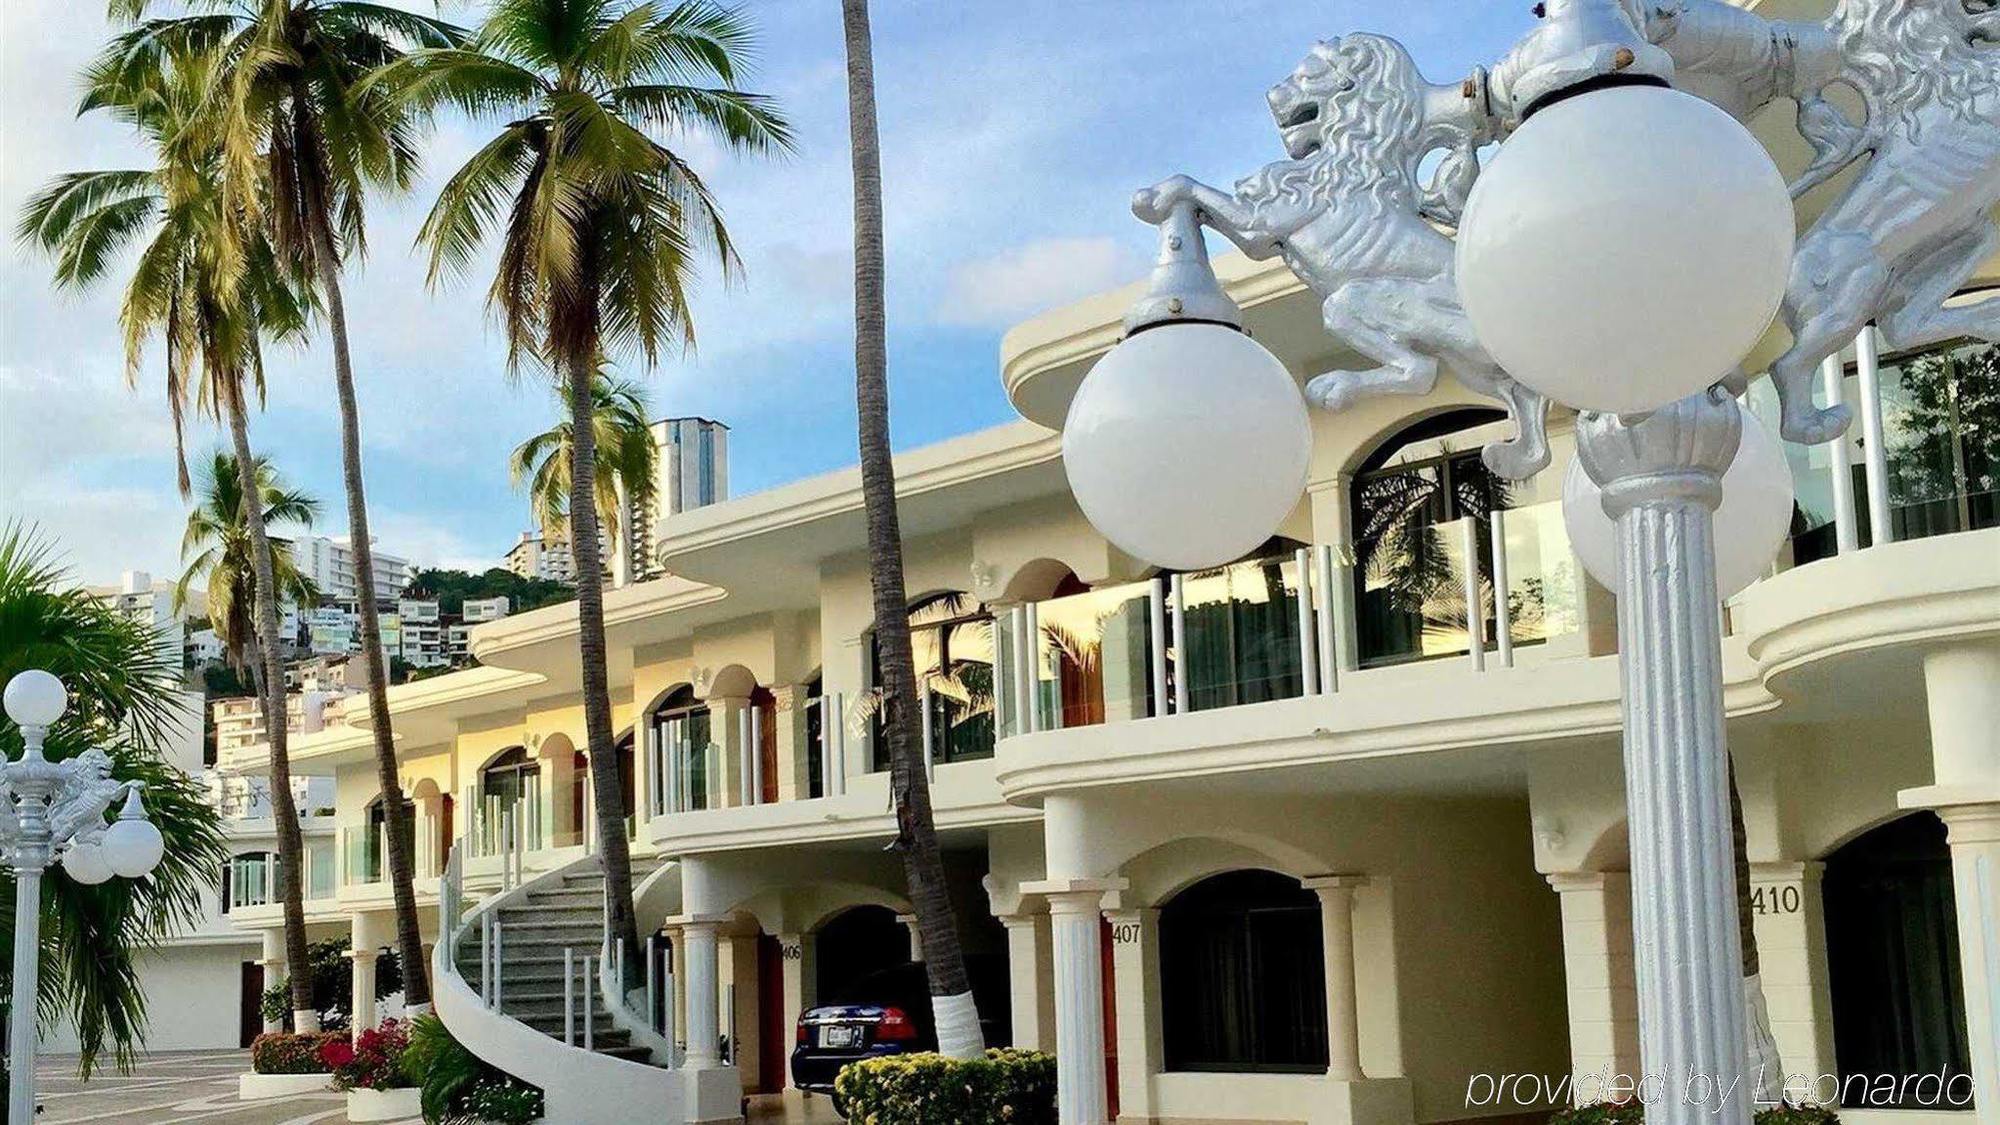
(320, 1019, 414, 1091)
(250, 1031, 344, 1075)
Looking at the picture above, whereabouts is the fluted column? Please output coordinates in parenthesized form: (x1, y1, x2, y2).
(682, 918, 724, 1068)
(348, 948, 379, 1037)
(1024, 878, 1124, 1125)
(1576, 389, 1749, 1125)
(999, 913, 1056, 1051)
(1303, 876, 1368, 1081)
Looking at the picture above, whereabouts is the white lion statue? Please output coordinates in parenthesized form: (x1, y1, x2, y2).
(1131, 34, 1552, 481)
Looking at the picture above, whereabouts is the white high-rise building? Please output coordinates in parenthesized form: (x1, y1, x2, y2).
(88, 570, 201, 666)
(503, 531, 576, 583)
(288, 534, 410, 606)
(613, 415, 729, 585)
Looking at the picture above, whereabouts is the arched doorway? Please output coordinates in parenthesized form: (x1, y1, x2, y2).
(815, 905, 911, 1001)
(648, 686, 711, 813)
(1159, 870, 1328, 1073)
(1823, 812, 1971, 1105)
(480, 746, 540, 852)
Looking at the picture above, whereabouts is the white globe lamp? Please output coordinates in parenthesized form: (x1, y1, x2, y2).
(1456, 85, 1794, 415)
(1563, 408, 1795, 598)
(4, 670, 68, 729)
(1065, 324, 1310, 571)
(101, 789, 165, 879)
(62, 842, 115, 886)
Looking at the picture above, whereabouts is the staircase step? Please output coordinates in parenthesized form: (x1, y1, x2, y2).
(594, 1044, 656, 1064)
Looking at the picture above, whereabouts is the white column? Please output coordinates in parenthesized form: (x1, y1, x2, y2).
(1303, 876, 1369, 1082)
(778, 932, 813, 1089)
(682, 919, 723, 1068)
(1000, 913, 1056, 1051)
(259, 929, 286, 1033)
(897, 913, 923, 963)
(1577, 392, 1750, 1125)
(1547, 871, 1641, 1098)
(1900, 640, 2000, 1125)
(1934, 805, 2000, 1125)
(1024, 879, 1123, 1125)
(348, 948, 380, 1038)
(1104, 907, 1164, 1120)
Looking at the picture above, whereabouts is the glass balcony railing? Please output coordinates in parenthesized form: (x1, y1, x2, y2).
(1027, 578, 1159, 730)
(342, 825, 384, 886)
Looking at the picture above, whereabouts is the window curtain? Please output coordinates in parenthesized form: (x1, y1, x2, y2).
(1161, 871, 1327, 1073)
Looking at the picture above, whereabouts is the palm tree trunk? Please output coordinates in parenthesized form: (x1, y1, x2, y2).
(309, 211, 431, 1011)
(222, 377, 317, 1030)
(566, 342, 644, 967)
(1730, 757, 1782, 1101)
(841, 0, 982, 1059)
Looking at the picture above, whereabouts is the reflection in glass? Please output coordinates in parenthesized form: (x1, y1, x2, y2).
(872, 592, 996, 767)
(1033, 579, 1157, 729)
(1177, 552, 1305, 712)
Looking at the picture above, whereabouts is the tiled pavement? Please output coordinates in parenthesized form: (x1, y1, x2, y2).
(31, 1050, 401, 1125)
(31, 1051, 845, 1124)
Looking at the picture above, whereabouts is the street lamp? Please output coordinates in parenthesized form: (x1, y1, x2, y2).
(1060, 4, 1829, 1123)
(4, 669, 165, 1122)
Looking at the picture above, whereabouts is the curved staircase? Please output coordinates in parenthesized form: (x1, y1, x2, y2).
(433, 846, 741, 1123)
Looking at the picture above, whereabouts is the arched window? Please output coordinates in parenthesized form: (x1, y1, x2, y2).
(1351, 409, 1577, 666)
(222, 850, 278, 913)
(869, 592, 996, 768)
(648, 685, 712, 812)
(479, 745, 541, 850)
(1160, 870, 1327, 1073)
(1823, 813, 1971, 1105)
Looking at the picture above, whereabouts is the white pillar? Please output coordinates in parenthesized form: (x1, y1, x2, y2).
(897, 913, 923, 963)
(1547, 871, 1641, 1099)
(778, 932, 813, 1089)
(1000, 914, 1056, 1051)
(1899, 639, 2000, 1125)
(1303, 876, 1368, 1082)
(682, 919, 723, 1068)
(258, 929, 286, 1033)
(349, 948, 380, 1038)
(1104, 907, 1164, 1120)
(1024, 879, 1123, 1125)
(1933, 805, 2000, 1125)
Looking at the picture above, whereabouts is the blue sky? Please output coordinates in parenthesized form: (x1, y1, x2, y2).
(0, 1, 1528, 587)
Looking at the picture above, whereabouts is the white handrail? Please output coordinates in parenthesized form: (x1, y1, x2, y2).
(1148, 579, 1169, 717)
(1313, 544, 1339, 694)
(1294, 547, 1319, 695)
(1855, 325, 1893, 545)
(1491, 511, 1515, 669)
(1462, 518, 1486, 672)
(830, 692, 848, 797)
(1168, 574, 1187, 715)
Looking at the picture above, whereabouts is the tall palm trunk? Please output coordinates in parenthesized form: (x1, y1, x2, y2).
(841, 0, 982, 1058)
(1730, 759, 1782, 1101)
(221, 377, 317, 1029)
(298, 92, 430, 1010)
(565, 336, 643, 966)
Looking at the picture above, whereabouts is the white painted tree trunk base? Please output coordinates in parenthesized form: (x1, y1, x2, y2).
(931, 990, 985, 1060)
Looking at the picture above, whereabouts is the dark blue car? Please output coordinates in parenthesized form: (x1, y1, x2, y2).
(791, 959, 1008, 1116)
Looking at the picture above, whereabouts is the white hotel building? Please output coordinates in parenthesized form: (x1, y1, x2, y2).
(201, 28, 1992, 1125)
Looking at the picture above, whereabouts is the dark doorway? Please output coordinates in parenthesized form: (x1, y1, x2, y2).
(815, 906, 910, 1001)
(1159, 870, 1328, 1073)
(1823, 813, 1971, 1106)
(757, 934, 785, 1094)
(239, 961, 265, 1047)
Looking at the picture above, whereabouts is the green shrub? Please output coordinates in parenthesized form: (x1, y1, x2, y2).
(398, 1013, 544, 1124)
(249, 1031, 345, 1075)
(1549, 1103, 1840, 1125)
(835, 1048, 1055, 1124)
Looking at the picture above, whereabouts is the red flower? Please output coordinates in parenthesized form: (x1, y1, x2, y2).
(318, 1039, 356, 1070)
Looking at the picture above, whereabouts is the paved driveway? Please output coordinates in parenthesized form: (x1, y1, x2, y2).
(31, 1050, 408, 1125)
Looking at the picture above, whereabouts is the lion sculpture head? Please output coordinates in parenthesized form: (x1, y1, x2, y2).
(1238, 34, 1432, 222)
(1833, 0, 2000, 133)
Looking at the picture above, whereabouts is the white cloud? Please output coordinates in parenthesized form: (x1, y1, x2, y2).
(364, 508, 504, 574)
(934, 236, 1144, 327)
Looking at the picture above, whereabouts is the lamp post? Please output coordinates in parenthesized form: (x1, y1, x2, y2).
(1059, 3, 1832, 1123)
(3, 670, 167, 1122)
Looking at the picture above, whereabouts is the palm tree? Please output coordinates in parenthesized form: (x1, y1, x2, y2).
(100, 0, 467, 1013)
(840, 0, 983, 1057)
(376, 0, 792, 963)
(17, 44, 324, 1029)
(0, 526, 231, 1076)
(509, 367, 657, 580)
(174, 451, 322, 677)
